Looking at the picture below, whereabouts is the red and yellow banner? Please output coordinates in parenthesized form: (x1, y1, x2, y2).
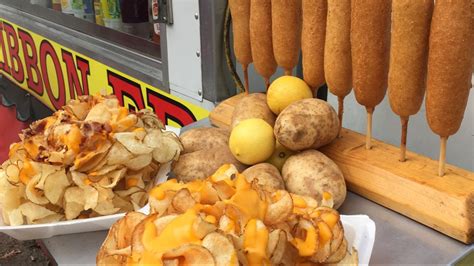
(0, 18, 209, 128)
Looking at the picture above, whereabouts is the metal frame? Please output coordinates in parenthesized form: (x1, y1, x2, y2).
(0, 1, 167, 91)
(199, 0, 235, 103)
(0, 0, 237, 106)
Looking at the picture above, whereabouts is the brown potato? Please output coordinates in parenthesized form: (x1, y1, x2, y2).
(274, 99, 339, 151)
(173, 146, 246, 182)
(179, 127, 230, 154)
(231, 93, 276, 128)
(282, 150, 346, 209)
(242, 163, 285, 191)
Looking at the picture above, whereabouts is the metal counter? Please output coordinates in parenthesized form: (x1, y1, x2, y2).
(42, 192, 471, 265)
(41, 120, 472, 265)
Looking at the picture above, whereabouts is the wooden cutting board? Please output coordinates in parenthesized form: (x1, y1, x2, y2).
(210, 93, 474, 244)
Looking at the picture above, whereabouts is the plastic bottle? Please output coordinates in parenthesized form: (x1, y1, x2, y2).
(102, 0, 122, 30)
(151, 0, 160, 43)
(61, 0, 74, 15)
(93, 0, 105, 26)
(121, 0, 149, 38)
(83, 0, 95, 22)
(52, 0, 62, 11)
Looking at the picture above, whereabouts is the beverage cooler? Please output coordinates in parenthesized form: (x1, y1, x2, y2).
(0, 0, 238, 129)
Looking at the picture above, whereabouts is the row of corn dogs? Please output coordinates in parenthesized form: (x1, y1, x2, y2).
(229, 0, 473, 176)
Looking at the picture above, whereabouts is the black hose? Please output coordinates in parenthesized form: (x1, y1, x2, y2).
(223, 2, 245, 94)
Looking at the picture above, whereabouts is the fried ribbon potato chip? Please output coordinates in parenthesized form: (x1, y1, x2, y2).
(106, 142, 134, 166)
(85, 102, 112, 124)
(265, 190, 293, 225)
(0, 94, 182, 225)
(114, 131, 153, 155)
(44, 169, 70, 205)
(25, 175, 49, 205)
(98, 165, 354, 265)
(202, 232, 238, 266)
(124, 154, 153, 171)
(64, 187, 86, 220)
(162, 244, 216, 265)
(19, 202, 57, 223)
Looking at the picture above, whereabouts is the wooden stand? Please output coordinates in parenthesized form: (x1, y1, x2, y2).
(209, 94, 474, 244)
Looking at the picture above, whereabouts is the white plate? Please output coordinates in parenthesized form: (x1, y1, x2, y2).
(341, 215, 376, 265)
(0, 164, 165, 241)
(0, 126, 181, 241)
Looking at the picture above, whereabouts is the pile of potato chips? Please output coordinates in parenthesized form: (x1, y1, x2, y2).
(97, 164, 358, 265)
(0, 94, 183, 225)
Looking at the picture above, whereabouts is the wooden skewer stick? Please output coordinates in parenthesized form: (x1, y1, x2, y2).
(366, 107, 374, 149)
(337, 96, 344, 138)
(438, 136, 447, 177)
(400, 116, 409, 162)
(243, 65, 250, 95)
(284, 69, 292, 76)
(312, 87, 319, 98)
(264, 78, 270, 90)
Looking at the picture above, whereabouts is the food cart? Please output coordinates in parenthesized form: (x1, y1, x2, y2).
(0, 0, 472, 265)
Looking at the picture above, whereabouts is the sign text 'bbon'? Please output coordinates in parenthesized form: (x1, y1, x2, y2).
(0, 19, 205, 127)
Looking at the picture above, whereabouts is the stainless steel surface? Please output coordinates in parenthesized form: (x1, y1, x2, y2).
(159, 22, 170, 91)
(41, 192, 471, 265)
(40, 120, 471, 264)
(339, 193, 470, 265)
(199, 0, 235, 102)
(166, 0, 203, 101)
(0, 2, 167, 91)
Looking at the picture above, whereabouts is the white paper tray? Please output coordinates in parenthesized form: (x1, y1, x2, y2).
(0, 126, 376, 264)
(1, 210, 375, 265)
(341, 214, 376, 265)
(0, 127, 179, 240)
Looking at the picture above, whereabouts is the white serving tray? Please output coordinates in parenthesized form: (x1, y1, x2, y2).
(0, 125, 376, 264)
(0, 127, 179, 240)
(341, 214, 376, 265)
(1, 208, 375, 265)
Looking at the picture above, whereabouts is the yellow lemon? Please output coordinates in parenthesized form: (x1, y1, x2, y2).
(265, 141, 295, 171)
(229, 118, 275, 165)
(267, 76, 313, 114)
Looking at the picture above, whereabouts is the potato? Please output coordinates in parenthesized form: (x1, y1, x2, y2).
(180, 127, 230, 154)
(231, 93, 276, 128)
(242, 163, 285, 191)
(274, 98, 339, 151)
(173, 146, 246, 182)
(282, 150, 346, 209)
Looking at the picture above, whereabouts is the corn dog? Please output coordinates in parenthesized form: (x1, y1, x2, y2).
(425, 0, 473, 176)
(351, 0, 392, 149)
(324, 0, 352, 136)
(302, 0, 327, 95)
(229, 0, 253, 94)
(250, 0, 277, 88)
(388, 0, 433, 161)
(272, 0, 302, 76)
